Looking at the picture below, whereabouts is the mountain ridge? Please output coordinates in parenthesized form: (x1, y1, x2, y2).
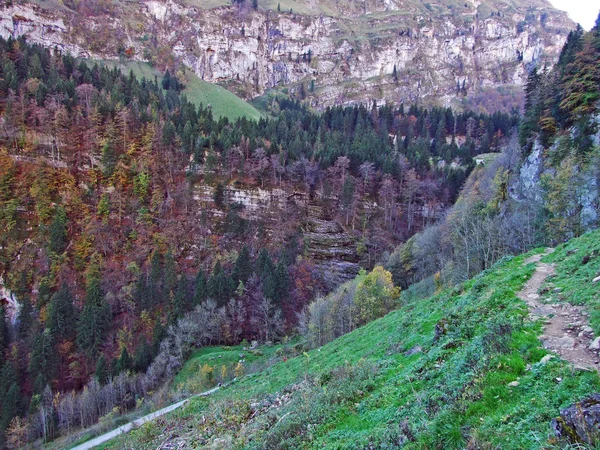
(0, 0, 575, 110)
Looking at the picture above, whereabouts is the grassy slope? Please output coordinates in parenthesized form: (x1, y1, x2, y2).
(543, 231, 600, 333)
(104, 230, 600, 449)
(92, 60, 262, 122)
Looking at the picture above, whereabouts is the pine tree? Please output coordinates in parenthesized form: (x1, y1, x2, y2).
(95, 356, 108, 384)
(77, 272, 111, 359)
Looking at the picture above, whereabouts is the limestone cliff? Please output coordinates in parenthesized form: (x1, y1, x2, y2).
(0, 0, 574, 108)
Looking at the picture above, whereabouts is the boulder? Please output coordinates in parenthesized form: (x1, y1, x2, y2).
(589, 337, 600, 351)
(552, 394, 600, 445)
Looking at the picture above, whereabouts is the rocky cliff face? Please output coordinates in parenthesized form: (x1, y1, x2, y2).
(0, 0, 573, 109)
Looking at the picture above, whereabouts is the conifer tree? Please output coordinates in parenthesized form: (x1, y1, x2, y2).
(208, 261, 234, 305)
(173, 276, 188, 318)
(115, 348, 131, 374)
(256, 248, 274, 279)
(133, 340, 153, 373)
(47, 284, 75, 340)
(77, 270, 111, 359)
(29, 329, 58, 384)
(0, 362, 16, 406)
(48, 206, 67, 254)
(164, 249, 177, 296)
(149, 250, 163, 306)
(0, 306, 7, 367)
(194, 270, 208, 305)
(232, 245, 252, 284)
(1, 382, 19, 431)
(95, 355, 108, 385)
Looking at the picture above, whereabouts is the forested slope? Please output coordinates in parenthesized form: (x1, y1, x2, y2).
(0, 37, 515, 446)
(103, 230, 600, 449)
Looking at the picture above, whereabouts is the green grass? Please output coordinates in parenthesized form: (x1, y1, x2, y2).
(172, 343, 291, 394)
(104, 232, 600, 449)
(88, 60, 262, 122)
(543, 229, 600, 333)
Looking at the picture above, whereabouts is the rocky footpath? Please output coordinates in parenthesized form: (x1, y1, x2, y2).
(518, 252, 600, 372)
(0, 0, 574, 108)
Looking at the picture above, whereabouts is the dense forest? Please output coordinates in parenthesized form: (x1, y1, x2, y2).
(0, 36, 519, 445)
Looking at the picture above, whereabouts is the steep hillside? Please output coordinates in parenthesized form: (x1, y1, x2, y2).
(0, 0, 574, 110)
(91, 59, 263, 121)
(102, 230, 600, 449)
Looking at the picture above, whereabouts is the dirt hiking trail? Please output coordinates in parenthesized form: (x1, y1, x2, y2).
(518, 249, 599, 372)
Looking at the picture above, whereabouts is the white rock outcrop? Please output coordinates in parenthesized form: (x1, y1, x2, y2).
(0, 0, 573, 107)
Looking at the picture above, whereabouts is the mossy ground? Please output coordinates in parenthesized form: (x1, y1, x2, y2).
(103, 230, 600, 449)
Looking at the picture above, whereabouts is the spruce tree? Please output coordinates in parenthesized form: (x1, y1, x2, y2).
(256, 248, 274, 279)
(232, 245, 252, 284)
(95, 356, 108, 384)
(133, 340, 153, 373)
(208, 261, 234, 305)
(149, 250, 163, 306)
(33, 372, 47, 396)
(17, 294, 33, 341)
(173, 276, 188, 318)
(0, 306, 7, 368)
(164, 249, 177, 296)
(29, 329, 58, 383)
(47, 284, 75, 340)
(194, 270, 208, 305)
(115, 348, 131, 374)
(1, 382, 19, 431)
(0, 362, 16, 405)
(77, 272, 111, 359)
(48, 206, 67, 254)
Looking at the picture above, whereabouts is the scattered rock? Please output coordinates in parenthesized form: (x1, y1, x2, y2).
(508, 381, 520, 387)
(552, 394, 600, 445)
(404, 345, 422, 356)
(556, 335, 576, 350)
(589, 337, 600, 351)
(434, 318, 449, 342)
(593, 276, 600, 283)
(539, 354, 555, 364)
